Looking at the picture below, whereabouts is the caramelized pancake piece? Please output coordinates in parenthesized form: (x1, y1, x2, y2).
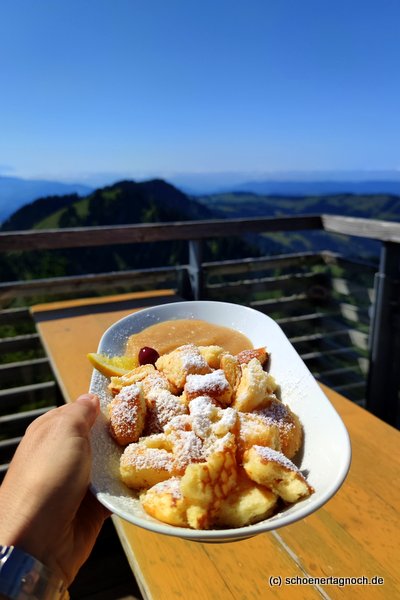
(141, 370, 171, 396)
(184, 369, 233, 406)
(243, 445, 313, 503)
(163, 414, 205, 474)
(236, 347, 269, 366)
(198, 345, 226, 369)
(255, 398, 303, 459)
(220, 353, 241, 394)
(120, 434, 175, 489)
(233, 358, 277, 412)
(237, 412, 281, 459)
(155, 344, 211, 390)
(216, 474, 278, 527)
(163, 414, 192, 433)
(211, 407, 238, 438)
(188, 396, 218, 440)
(141, 478, 188, 527)
(109, 383, 146, 445)
(109, 364, 156, 395)
(120, 421, 204, 491)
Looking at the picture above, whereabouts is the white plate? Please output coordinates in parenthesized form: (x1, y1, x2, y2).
(89, 301, 351, 542)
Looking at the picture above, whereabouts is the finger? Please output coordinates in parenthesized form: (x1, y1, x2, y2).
(58, 393, 100, 435)
(74, 393, 100, 425)
(24, 394, 99, 439)
(20, 395, 99, 452)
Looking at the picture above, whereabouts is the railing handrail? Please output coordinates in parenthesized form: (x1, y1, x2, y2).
(321, 215, 400, 243)
(0, 215, 322, 251)
(0, 214, 399, 252)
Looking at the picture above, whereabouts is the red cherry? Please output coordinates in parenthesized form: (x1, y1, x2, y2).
(138, 346, 160, 366)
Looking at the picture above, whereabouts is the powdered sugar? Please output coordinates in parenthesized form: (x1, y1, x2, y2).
(253, 445, 302, 474)
(110, 400, 140, 429)
(189, 396, 216, 439)
(148, 477, 183, 500)
(255, 401, 294, 434)
(164, 415, 192, 433)
(122, 446, 175, 472)
(142, 371, 170, 394)
(207, 432, 234, 455)
(212, 407, 237, 436)
(171, 430, 205, 471)
(179, 344, 210, 371)
(115, 383, 142, 402)
(146, 389, 187, 430)
(185, 370, 230, 395)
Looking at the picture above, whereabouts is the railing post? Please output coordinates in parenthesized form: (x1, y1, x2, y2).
(188, 240, 203, 300)
(366, 242, 400, 424)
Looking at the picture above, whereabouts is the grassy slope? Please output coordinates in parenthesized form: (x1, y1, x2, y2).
(35, 197, 90, 229)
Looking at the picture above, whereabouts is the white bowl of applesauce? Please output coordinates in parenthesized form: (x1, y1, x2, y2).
(89, 301, 351, 542)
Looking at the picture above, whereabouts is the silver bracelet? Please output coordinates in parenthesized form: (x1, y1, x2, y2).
(0, 546, 68, 600)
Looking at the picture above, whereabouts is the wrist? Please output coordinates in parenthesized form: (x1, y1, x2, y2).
(0, 481, 52, 573)
(0, 546, 68, 600)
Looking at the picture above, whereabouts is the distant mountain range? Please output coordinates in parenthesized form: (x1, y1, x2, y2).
(223, 180, 400, 196)
(168, 170, 400, 195)
(3, 173, 400, 223)
(197, 190, 400, 221)
(195, 190, 400, 258)
(0, 176, 93, 223)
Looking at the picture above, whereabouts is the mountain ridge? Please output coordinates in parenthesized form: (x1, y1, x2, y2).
(219, 180, 400, 196)
(1, 178, 213, 231)
(0, 176, 93, 223)
(3, 172, 400, 220)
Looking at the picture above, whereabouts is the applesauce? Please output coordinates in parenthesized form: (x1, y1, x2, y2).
(125, 318, 252, 358)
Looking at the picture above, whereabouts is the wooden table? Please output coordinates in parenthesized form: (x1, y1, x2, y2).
(31, 293, 400, 600)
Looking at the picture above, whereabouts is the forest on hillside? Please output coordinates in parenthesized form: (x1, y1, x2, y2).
(2, 178, 399, 282)
(0, 179, 260, 282)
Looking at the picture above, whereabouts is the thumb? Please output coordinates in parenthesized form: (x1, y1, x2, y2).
(73, 393, 100, 428)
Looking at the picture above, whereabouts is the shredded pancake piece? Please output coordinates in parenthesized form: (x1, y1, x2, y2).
(233, 358, 277, 412)
(155, 343, 211, 389)
(243, 445, 313, 503)
(109, 383, 146, 445)
(184, 369, 233, 406)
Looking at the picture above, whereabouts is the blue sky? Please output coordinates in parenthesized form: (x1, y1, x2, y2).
(1, 0, 400, 186)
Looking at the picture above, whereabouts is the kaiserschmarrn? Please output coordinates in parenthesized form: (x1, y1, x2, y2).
(105, 342, 313, 529)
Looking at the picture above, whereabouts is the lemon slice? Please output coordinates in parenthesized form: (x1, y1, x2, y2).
(87, 352, 138, 377)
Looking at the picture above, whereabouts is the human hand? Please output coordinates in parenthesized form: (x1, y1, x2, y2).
(0, 394, 110, 587)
